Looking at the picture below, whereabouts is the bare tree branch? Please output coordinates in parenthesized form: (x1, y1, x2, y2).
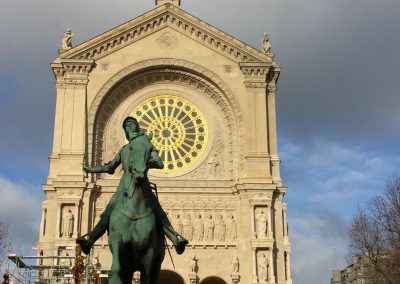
(349, 174, 400, 284)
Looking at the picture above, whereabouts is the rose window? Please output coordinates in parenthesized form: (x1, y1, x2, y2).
(130, 95, 208, 172)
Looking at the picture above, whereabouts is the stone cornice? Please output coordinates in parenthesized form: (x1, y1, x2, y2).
(58, 5, 272, 64)
(51, 58, 94, 86)
(239, 62, 271, 89)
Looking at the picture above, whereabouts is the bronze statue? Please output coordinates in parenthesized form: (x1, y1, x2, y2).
(77, 117, 188, 283)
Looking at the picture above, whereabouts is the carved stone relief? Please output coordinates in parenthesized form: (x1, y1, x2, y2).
(171, 213, 183, 235)
(257, 250, 270, 283)
(255, 206, 268, 238)
(214, 214, 226, 241)
(156, 32, 178, 50)
(162, 201, 237, 245)
(61, 205, 75, 238)
(182, 214, 193, 241)
(192, 214, 204, 241)
(204, 214, 214, 241)
(232, 255, 239, 273)
(226, 213, 237, 241)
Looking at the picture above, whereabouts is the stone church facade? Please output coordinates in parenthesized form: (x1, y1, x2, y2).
(38, 1, 292, 283)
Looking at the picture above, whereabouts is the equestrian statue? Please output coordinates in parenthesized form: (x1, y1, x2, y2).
(77, 116, 188, 284)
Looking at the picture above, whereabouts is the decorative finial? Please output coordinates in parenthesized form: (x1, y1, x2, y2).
(155, 0, 180, 6)
(59, 28, 74, 54)
(262, 32, 271, 54)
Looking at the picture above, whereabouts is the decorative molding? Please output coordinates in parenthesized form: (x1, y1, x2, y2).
(58, 6, 270, 64)
(51, 58, 95, 87)
(239, 62, 272, 89)
(157, 31, 178, 49)
(88, 59, 243, 179)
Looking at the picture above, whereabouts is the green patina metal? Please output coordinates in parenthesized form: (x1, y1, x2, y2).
(77, 117, 188, 284)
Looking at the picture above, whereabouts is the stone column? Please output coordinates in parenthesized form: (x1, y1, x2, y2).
(267, 206, 272, 237)
(286, 251, 292, 283)
(274, 193, 285, 284)
(282, 204, 287, 237)
(269, 250, 275, 283)
(56, 203, 62, 238)
(74, 202, 80, 238)
(251, 205, 257, 239)
(252, 248, 258, 283)
(40, 207, 46, 237)
(266, 68, 281, 184)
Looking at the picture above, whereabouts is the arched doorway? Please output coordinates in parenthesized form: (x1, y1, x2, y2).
(200, 276, 227, 284)
(158, 270, 185, 284)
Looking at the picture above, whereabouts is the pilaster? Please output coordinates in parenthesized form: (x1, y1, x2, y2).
(266, 68, 281, 184)
(239, 62, 272, 181)
(49, 58, 94, 180)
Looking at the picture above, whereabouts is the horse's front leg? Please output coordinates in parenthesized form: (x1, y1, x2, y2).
(140, 247, 155, 284)
(109, 232, 123, 284)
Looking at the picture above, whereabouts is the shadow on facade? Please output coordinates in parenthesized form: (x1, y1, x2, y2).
(200, 276, 227, 284)
(158, 270, 185, 284)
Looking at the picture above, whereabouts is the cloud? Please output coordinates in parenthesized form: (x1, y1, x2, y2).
(290, 209, 350, 284)
(0, 176, 43, 245)
(282, 139, 400, 282)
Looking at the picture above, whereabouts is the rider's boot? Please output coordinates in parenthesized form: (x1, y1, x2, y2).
(163, 225, 189, 255)
(76, 192, 121, 254)
(76, 214, 109, 255)
(143, 182, 188, 254)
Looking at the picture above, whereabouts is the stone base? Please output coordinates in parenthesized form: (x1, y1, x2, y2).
(231, 272, 240, 283)
(189, 272, 197, 284)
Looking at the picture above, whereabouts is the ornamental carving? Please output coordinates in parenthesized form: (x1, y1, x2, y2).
(156, 32, 178, 49)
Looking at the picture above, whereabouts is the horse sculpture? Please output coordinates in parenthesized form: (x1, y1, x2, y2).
(108, 130, 165, 284)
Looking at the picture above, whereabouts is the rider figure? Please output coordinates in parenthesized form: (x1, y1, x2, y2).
(76, 116, 188, 255)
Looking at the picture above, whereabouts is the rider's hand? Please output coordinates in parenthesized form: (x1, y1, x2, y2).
(83, 166, 92, 173)
(133, 169, 145, 182)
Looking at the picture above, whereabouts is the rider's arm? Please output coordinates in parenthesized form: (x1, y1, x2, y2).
(148, 147, 164, 169)
(84, 149, 122, 174)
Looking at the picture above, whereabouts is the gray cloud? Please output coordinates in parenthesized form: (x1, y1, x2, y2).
(290, 209, 350, 284)
(0, 177, 43, 245)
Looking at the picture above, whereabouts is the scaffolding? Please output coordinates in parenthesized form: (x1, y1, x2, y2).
(5, 248, 109, 284)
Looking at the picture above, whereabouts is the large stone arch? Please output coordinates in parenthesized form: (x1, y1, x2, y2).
(158, 270, 185, 284)
(88, 58, 243, 178)
(200, 276, 227, 284)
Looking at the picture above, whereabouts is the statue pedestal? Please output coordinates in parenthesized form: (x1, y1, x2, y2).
(189, 272, 197, 284)
(231, 272, 240, 283)
(133, 271, 141, 284)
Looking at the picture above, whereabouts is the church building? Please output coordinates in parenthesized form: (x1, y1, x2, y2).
(38, 0, 292, 283)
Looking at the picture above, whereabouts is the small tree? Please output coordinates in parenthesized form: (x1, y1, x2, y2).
(350, 174, 400, 284)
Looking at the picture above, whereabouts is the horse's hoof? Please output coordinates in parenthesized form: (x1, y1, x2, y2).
(175, 237, 189, 255)
(76, 235, 92, 255)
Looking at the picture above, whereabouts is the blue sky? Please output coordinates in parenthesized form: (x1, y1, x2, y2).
(1, 0, 400, 283)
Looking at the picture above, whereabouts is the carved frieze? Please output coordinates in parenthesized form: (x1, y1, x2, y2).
(162, 197, 237, 246)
